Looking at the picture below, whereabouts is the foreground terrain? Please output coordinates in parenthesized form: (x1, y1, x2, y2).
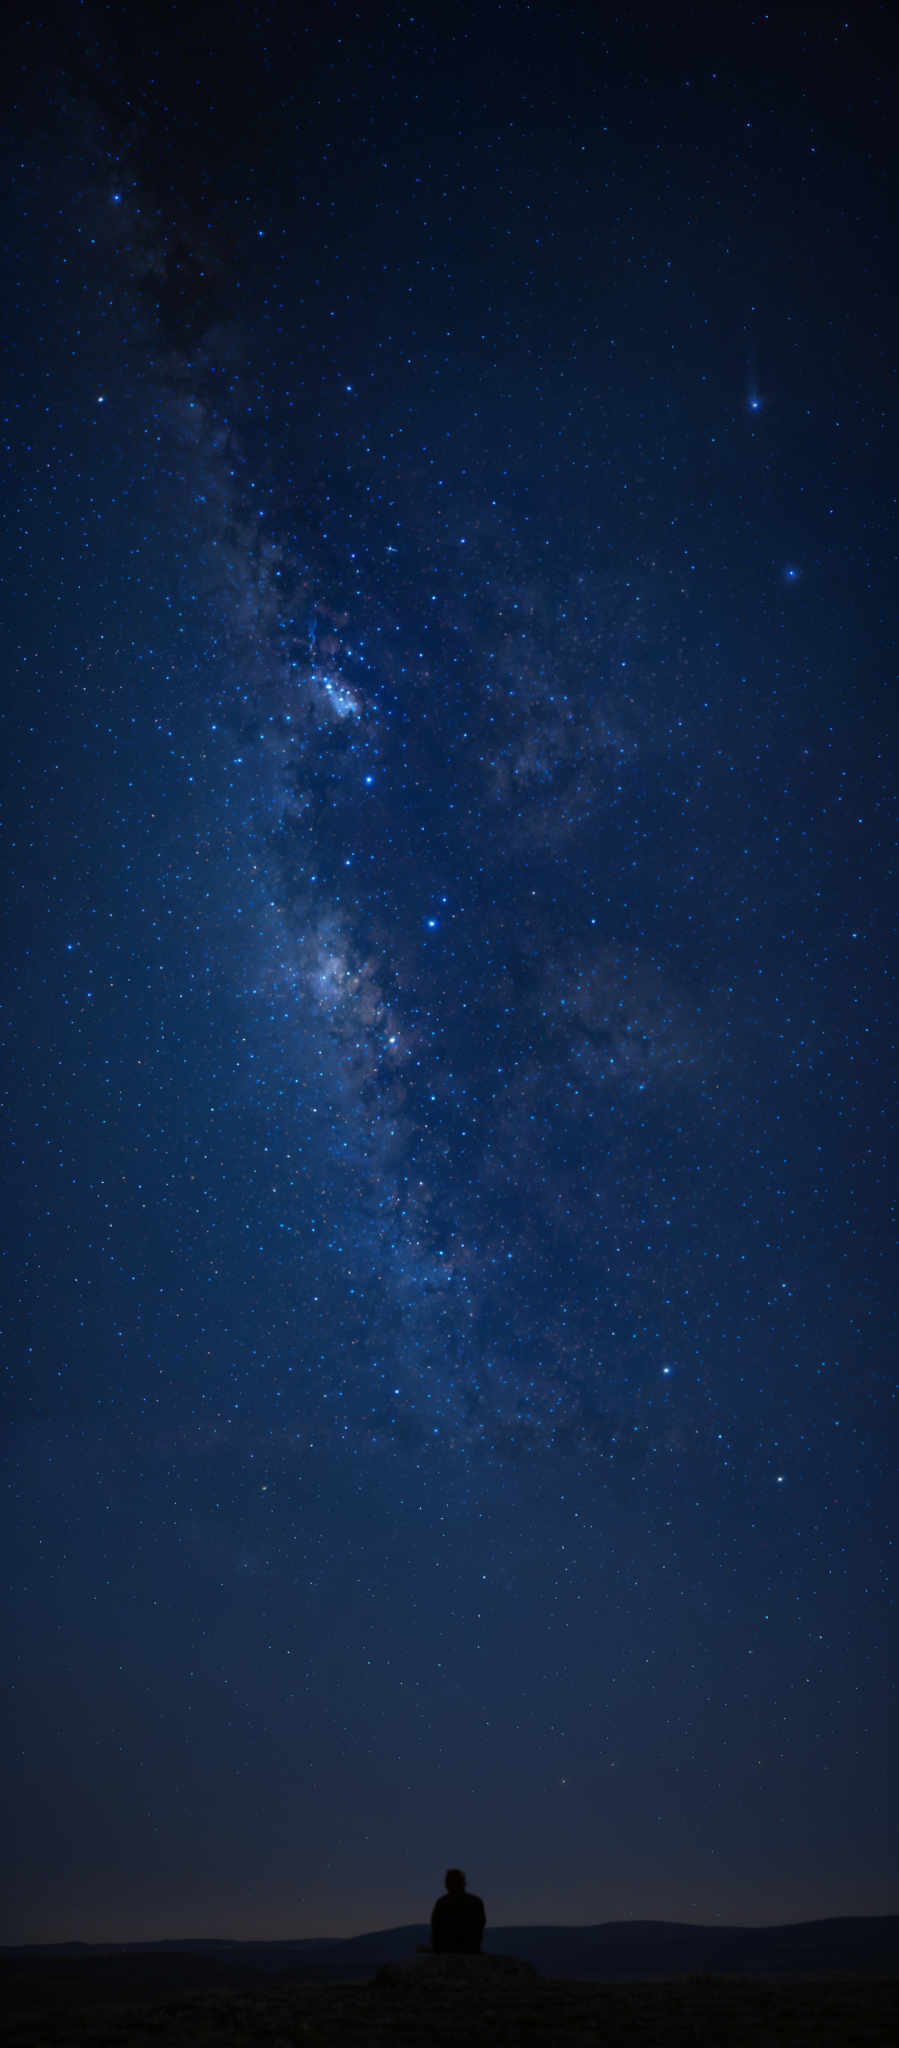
(2, 1968, 897, 2047)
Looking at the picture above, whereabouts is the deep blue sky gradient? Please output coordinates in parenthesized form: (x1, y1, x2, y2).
(3, 2, 896, 1939)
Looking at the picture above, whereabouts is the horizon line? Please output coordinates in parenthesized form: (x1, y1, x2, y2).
(6, 1909, 897, 1950)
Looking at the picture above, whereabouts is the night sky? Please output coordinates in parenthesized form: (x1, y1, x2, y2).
(4, 3, 896, 1944)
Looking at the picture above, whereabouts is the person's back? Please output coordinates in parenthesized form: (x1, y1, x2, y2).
(430, 1867, 486, 1954)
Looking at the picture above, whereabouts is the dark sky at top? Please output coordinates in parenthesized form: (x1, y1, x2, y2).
(3, 2, 896, 1941)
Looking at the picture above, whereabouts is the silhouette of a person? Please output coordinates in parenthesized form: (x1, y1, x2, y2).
(430, 1868, 486, 1954)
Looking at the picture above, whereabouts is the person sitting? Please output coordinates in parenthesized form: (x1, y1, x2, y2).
(430, 1867, 486, 1954)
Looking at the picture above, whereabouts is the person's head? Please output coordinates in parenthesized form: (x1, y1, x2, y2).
(445, 1868, 466, 1893)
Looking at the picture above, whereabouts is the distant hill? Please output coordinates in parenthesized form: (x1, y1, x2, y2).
(3, 1916, 897, 1985)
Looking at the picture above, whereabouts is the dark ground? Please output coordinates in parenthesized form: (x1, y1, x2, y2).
(2, 1959, 898, 2048)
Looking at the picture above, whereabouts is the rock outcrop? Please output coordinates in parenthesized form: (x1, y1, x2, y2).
(375, 1952, 538, 1993)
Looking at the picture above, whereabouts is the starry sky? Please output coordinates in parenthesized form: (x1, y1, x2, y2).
(3, 3, 896, 1943)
